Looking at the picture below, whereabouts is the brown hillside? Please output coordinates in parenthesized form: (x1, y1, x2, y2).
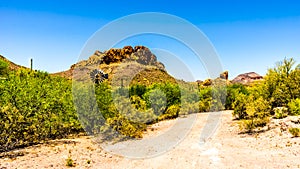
(0, 55, 28, 71)
(55, 46, 179, 86)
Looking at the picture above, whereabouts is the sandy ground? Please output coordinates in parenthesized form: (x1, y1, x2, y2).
(1, 111, 300, 169)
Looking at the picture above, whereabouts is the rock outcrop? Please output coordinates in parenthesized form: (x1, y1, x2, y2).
(197, 71, 229, 87)
(232, 72, 263, 84)
(54, 46, 166, 79)
(85, 46, 164, 69)
(220, 71, 228, 80)
(202, 79, 212, 86)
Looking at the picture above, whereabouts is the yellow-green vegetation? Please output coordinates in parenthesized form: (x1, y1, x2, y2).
(0, 59, 8, 76)
(65, 149, 76, 167)
(288, 98, 300, 115)
(273, 107, 289, 119)
(72, 73, 226, 142)
(288, 128, 300, 137)
(232, 58, 300, 132)
(0, 55, 225, 151)
(66, 156, 75, 167)
(74, 81, 205, 140)
(2, 54, 299, 152)
(0, 67, 82, 152)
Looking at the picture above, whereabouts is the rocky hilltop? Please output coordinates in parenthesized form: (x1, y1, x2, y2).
(54, 46, 178, 86)
(232, 72, 263, 84)
(54, 46, 166, 80)
(84, 46, 165, 69)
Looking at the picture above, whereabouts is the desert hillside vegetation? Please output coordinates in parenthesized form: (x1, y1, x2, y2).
(1, 47, 300, 152)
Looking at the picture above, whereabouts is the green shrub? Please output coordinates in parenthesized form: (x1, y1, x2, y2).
(0, 69, 82, 152)
(225, 84, 248, 110)
(0, 59, 8, 76)
(288, 98, 300, 115)
(143, 88, 167, 116)
(129, 84, 147, 97)
(115, 96, 156, 124)
(198, 87, 212, 112)
(130, 95, 147, 111)
(288, 128, 300, 137)
(273, 107, 288, 119)
(210, 98, 225, 112)
(232, 93, 248, 119)
(158, 104, 180, 120)
(66, 156, 75, 167)
(239, 117, 270, 132)
(106, 114, 145, 138)
(263, 58, 300, 108)
(210, 85, 226, 111)
(235, 95, 270, 132)
(245, 96, 271, 118)
(180, 102, 199, 115)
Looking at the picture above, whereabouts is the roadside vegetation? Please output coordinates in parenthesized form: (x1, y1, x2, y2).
(0, 57, 300, 152)
(0, 64, 82, 152)
(231, 58, 300, 132)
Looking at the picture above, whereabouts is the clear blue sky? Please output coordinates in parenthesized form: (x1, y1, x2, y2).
(1, 0, 300, 80)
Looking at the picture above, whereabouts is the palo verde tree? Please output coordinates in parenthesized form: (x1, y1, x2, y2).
(264, 58, 300, 107)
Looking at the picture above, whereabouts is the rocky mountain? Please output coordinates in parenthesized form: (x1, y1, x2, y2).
(76, 46, 165, 69)
(232, 72, 263, 85)
(54, 46, 176, 86)
(2, 50, 263, 86)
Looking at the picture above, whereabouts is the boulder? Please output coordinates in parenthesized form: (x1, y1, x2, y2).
(220, 71, 228, 80)
(202, 79, 212, 86)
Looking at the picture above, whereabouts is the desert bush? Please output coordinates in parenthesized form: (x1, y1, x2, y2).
(210, 85, 226, 111)
(289, 128, 300, 137)
(66, 156, 75, 167)
(199, 98, 211, 112)
(114, 95, 156, 124)
(264, 58, 300, 107)
(130, 95, 147, 111)
(157, 83, 181, 107)
(239, 117, 270, 132)
(245, 96, 271, 119)
(232, 93, 248, 119)
(76, 82, 184, 140)
(75, 83, 153, 139)
(235, 94, 270, 132)
(198, 87, 212, 112)
(0, 59, 8, 76)
(0, 69, 82, 152)
(288, 98, 300, 115)
(273, 107, 288, 119)
(129, 84, 147, 97)
(181, 102, 199, 115)
(105, 114, 146, 138)
(210, 98, 225, 112)
(225, 83, 248, 110)
(158, 104, 180, 120)
(143, 88, 167, 116)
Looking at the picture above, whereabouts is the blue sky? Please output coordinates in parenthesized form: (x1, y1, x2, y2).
(1, 0, 300, 80)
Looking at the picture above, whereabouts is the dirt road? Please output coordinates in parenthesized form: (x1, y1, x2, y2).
(1, 111, 299, 169)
